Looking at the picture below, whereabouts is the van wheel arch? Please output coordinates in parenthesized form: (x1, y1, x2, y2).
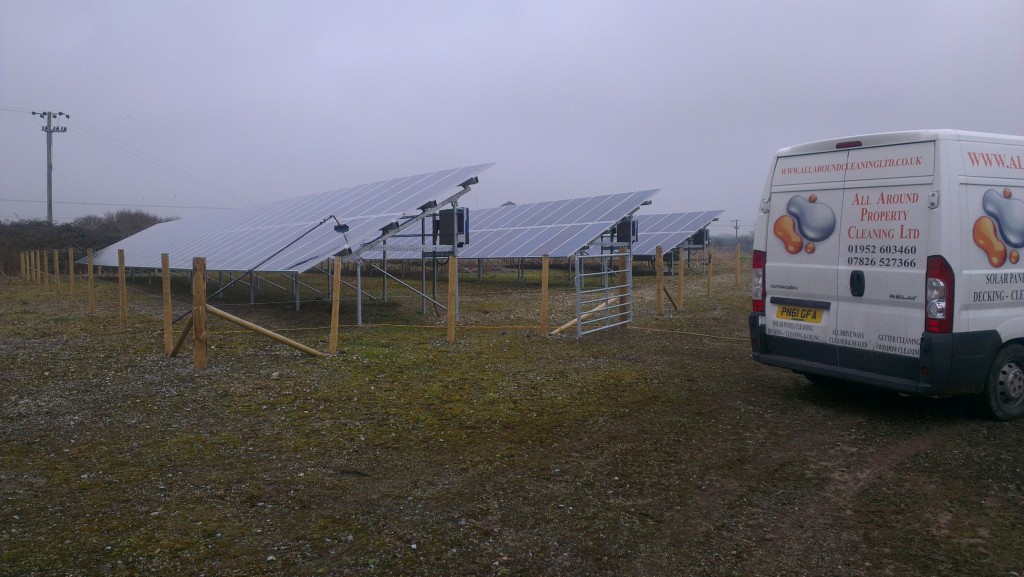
(980, 342, 1024, 421)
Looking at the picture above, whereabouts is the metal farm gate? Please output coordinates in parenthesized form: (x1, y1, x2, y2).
(574, 251, 632, 337)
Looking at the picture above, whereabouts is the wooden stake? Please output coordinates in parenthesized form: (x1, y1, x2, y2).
(663, 285, 678, 310)
(447, 255, 457, 344)
(677, 252, 685, 309)
(170, 315, 194, 357)
(43, 250, 50, 290)
(329, 256, 342, 355)
(162, 254, 173, 355)
(735, 243, 741, 287)
(118, 249, 128, 329)
(193, 257, 208, 369)
(551, 298, 619, 335)
(87, 249, 96, 314)
(706, 248, 713, 298)
(206, 305, 326, 357)
(540, 254, 550, 335)
(68, 247, 75, 301)
(52, 249, 61, 293)
(655, 245, 665, 316)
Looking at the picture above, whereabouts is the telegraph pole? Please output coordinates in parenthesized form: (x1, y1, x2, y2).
(31, 111, 69, 225)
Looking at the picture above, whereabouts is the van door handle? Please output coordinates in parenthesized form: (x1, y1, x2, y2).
(850, 270, 865, 297)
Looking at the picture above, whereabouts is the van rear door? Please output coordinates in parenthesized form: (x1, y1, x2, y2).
(835, 142, 934, 381)
(763, 141, 935, 382)
(831, 142, 937, 381)
(763, 150, 848, 367)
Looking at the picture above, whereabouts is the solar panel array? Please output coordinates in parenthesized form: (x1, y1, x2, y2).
(90, 164, 494, 272)
(365, 189, 659, 260)
(630, 210, 724, 256)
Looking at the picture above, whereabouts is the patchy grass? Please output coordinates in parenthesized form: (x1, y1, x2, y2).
(1, 264, 1022, 576)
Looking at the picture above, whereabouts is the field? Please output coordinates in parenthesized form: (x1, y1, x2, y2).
(2, 259, 1022, 576)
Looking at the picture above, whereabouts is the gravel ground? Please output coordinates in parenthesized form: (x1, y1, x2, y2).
(1, 268, 1022, 576)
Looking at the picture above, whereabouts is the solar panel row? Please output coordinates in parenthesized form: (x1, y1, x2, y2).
(90, 164, 494, 272)
(365, 189, 659, 260)
(630, 210, 724, 256)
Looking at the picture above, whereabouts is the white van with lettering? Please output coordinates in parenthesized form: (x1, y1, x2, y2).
(749, 130, 1024, 420)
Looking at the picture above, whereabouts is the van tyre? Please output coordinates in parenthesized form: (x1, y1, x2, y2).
(983, 344, 1024, 421)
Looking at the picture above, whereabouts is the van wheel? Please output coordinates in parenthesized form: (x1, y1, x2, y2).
(982, 344, 1024, 421)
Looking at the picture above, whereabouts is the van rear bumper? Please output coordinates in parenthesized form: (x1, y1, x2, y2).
(749, 314, 1001, 397)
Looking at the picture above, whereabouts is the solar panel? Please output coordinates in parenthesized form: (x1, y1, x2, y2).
(364, 189, 659, 260)
(630, 210, 725, 256)
(90, 164, 494, 272)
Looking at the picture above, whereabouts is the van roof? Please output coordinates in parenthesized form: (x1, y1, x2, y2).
(776, 129, 1024, 157)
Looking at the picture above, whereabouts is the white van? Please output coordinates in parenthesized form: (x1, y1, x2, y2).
(749, 130, 1024, 420)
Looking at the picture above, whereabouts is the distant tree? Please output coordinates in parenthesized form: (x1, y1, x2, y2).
(0, 210, 176, 276)
(711, 232, 754, 252)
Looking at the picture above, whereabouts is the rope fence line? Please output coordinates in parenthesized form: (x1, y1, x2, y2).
(15, 247, 749, 368)
(631, 325, 748, 343)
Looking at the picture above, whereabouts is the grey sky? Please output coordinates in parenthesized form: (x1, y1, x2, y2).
(2, 1, 1022, 235)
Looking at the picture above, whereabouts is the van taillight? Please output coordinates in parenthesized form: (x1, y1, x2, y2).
(925, 255, 954, 333)
(752, 250, 766, 313)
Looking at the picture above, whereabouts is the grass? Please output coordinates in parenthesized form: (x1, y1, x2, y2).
(1, 261, 1022, 576)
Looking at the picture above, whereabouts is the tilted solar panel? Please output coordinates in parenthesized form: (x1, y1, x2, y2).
(362, 189, 659, 260)
(630, 210, 725, 256)
(89, 164, 494, 272)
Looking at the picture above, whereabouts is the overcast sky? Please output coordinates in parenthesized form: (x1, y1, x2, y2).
(2, 1, 1022, 234)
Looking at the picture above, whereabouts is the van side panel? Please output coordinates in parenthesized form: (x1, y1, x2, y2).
(958, 140, 1024, 339)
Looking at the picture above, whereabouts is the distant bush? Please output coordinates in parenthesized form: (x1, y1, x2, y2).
(0, 210, 175, 276)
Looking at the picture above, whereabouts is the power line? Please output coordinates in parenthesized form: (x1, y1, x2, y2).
(4, 105, 249, 205)
(67, 117, 249, 204)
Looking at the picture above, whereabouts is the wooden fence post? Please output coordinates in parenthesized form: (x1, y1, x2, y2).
(735, 243, 741, 287)
(677, 251, 685, 308)
(68, 247, 75, 301)
(43, 251, 50, 290)
(540, 254, 550, 335)
(162, 254, 173, 355)
(53, 249, 61, 294)
(447, 255, 457, 344)
(329, 256, 342, 355)
(193, 257, 208, 369)
(118, 249, 128, 329)
(655, 246, 665, 316)
(87, 249, 96, 314)
(706, 248, 713, 298)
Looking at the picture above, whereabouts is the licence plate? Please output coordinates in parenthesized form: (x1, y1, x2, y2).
(776, 305, 823, 324)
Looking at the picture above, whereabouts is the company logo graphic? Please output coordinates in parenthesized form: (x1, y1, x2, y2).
(773, 194, 837, 254)
(973, 188, 1024, 268)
